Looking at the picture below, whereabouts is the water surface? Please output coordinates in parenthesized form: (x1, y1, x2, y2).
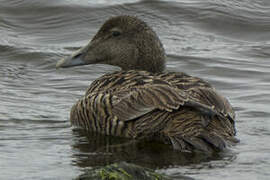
(1, 0, 270, 179)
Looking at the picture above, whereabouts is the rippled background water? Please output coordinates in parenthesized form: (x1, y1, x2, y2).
(1, 0, 270, 179)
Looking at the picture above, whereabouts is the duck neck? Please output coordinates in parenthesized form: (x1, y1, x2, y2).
(135, 31, 166, 73)
(136, 54, 166, 73)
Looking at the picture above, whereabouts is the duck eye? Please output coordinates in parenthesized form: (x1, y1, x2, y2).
(112, 31, 121, 37)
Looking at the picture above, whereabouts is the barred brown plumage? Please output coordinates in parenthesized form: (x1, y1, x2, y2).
(57, 15, 238, 153)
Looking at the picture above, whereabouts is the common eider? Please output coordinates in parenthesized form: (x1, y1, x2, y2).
(56, 15, 238, 153)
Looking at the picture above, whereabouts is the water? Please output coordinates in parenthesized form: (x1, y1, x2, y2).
(1, 0, 270, 179)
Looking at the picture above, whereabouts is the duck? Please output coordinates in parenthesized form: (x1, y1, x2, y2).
(56, 15, 238, 153)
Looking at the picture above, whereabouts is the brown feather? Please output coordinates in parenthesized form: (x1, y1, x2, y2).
(70, 70, 238, 153)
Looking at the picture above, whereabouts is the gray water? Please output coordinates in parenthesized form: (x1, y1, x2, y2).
(1, 0, 270, 179)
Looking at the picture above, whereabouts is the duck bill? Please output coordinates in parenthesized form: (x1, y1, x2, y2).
(56, 48, 87, 69)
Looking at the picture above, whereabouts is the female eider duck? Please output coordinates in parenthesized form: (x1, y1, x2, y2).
(56, 15, 238, 153)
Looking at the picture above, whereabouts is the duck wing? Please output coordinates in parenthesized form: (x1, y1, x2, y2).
(157, 72, 235, 124)
(110, 83, 187, 121)
(110, 84, 225, 124)
(85, 71, 235, 125)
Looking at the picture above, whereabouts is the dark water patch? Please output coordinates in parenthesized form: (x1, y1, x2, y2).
(157, 151, 237, 179)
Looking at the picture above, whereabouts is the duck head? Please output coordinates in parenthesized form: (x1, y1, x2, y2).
(56, 15, 166, 73)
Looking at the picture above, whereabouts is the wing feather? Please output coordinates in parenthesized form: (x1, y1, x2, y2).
(105, 84, 231, 124)
(85, 70, 235, 126)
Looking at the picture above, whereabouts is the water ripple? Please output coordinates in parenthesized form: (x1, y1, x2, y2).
(0, 0, 270, 180)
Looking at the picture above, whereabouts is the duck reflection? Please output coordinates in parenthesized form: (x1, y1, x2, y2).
(71, 129, 232, 169)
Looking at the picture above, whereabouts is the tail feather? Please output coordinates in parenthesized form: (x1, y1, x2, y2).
(168, 132, 227, 153)
(169, 136, 190, 152)
(199, 132, 226, 151)
(182, 136, 214, 153)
